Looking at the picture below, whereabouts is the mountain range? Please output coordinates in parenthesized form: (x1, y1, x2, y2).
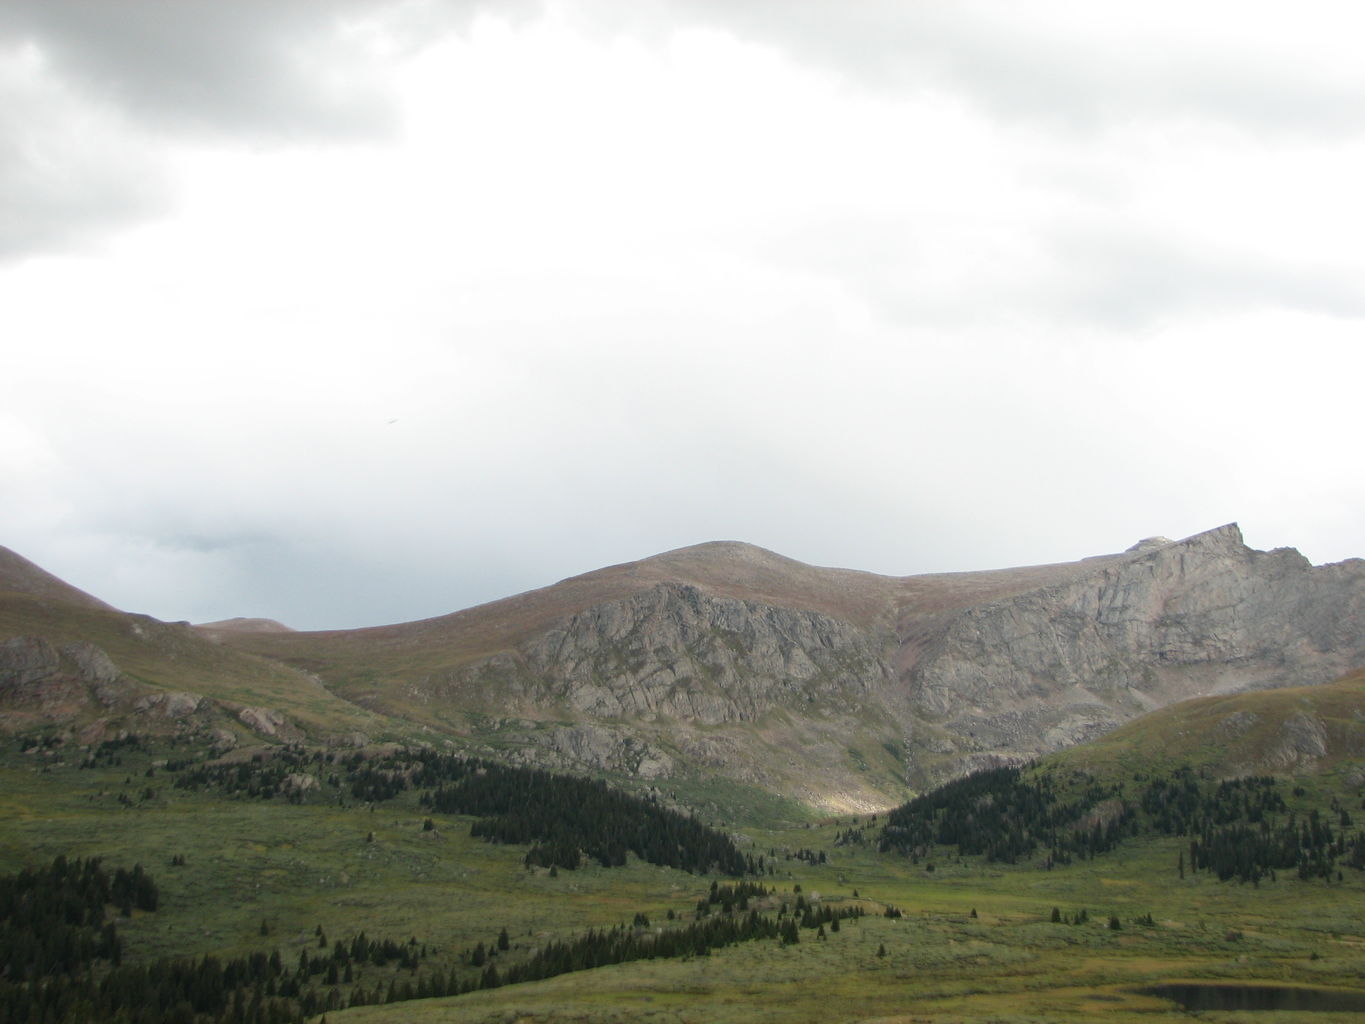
(3, 524, 1364, 812)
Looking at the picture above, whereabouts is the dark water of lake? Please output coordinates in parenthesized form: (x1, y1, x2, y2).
(1143, 982, 1365, 1013)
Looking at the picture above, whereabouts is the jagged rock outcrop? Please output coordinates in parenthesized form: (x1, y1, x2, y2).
(0, 635, 226, 742)
(1267, 711, 1329, 770)
(415, 525, 1365, 795)
(134, 691, 205, 719)
(516, 583, 890, 723)
(428, 581, 890, 725)
(0, 637, 63, 691)
(238, 706, 302, 742)
(902, 525, 1365, 780)
(0, 636, 133, 714)
(414, 582, 901, 808)
(534, 723, 675, 779)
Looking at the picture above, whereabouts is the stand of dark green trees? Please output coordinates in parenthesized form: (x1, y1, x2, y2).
(880, 764, 1365, 884)
(168, 745, 751, 876)
(416, 756, 751, 874)
(879, 766, 1133, 865)
(0, 857, 450, 1024)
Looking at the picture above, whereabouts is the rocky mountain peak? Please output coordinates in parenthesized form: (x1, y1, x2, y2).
(1126, 536, 1175, 553)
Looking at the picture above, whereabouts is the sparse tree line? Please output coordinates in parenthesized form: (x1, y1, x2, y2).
(78, 735, 146, 769)
(322, 884, 863, 1005)
(1, 857, 308, 1024)
(695, 879, 770, 915)
(1183, 809, 1359, 884)
(171, 747, 333, 805)
(0, 857, 144, 983)
(834, 825, 869, 846)
(1, 856, 866, 1023)
(164, 744, 752, 875)
(0, 856, 441, 1024)
(879, 766, 1134, 865)
(1144, 772, 1359, 883)
(879, 763, 1365, 884)
(415, 755, 751, 875)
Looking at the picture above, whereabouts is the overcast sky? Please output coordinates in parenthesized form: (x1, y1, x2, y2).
(3, 1, 1364, 629)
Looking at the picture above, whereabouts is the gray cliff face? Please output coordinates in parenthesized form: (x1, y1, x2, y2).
(439, 582, 892, 726)
(519, 583, 890, 723)
(904, 525, 1365, 778)
(430, 582, 901, 811)
(0, 637, 127, 710)
(433, 525, 1365, 798)
(0, 635, 224, 742)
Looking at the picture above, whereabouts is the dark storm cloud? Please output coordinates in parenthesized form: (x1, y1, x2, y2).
(0, 0, 398, 138)
(0, 72, 167, 258)
(0, 0, 529, 261)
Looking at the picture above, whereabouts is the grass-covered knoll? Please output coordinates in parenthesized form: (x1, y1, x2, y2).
(0, 592, 389, 741)
(1045, 665, 1365, 779)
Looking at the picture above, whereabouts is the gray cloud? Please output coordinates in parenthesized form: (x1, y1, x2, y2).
(3, 1, 1363, 629)
(0, 0, 403, 139)
(0, 0, 521, 260)
(751, 209, 1365, 333)
(584, 0, 1365, 138)
(1042, 227, 1365, 328)
(0, 74, 168, 258)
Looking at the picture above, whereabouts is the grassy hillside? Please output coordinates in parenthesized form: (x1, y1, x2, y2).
(5, 710, 1365, 1023)
(0, 589, 394, 742)
(0, 545, 117, 611)
(1045, 666, 1365, 779)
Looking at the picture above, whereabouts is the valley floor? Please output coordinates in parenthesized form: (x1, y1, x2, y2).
(4, 741, 1365, 1023)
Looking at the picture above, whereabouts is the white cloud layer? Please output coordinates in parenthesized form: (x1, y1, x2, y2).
(2, 1, 1363, 628)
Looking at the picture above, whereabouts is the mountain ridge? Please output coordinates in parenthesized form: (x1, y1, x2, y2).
(0, 544, 119, 613)
(4, 524, 1364, 811)
(188, 523, 1365, 805)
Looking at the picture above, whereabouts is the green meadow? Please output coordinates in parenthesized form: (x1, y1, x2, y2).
(6, 737, 1365, 1023)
